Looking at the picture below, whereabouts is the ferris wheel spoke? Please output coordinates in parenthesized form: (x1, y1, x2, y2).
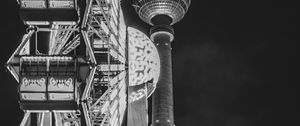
(82, 67, 97, 101)
(82, 30, 97, 64)
(20, 112, 31, 126)
(11, 0, 129, 126)
(60, 34, 81, 55)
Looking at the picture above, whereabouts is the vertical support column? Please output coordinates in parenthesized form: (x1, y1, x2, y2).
(151, 25, 174, 126)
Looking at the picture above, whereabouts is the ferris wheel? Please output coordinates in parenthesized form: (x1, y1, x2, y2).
(6, 0, 162, 126)
(7, 0, 126, 126)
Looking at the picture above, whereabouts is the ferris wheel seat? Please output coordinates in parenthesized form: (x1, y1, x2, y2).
(18, 56, 79, 110)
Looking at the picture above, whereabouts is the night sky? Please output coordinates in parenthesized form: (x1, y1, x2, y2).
(0, 0, 297, 126)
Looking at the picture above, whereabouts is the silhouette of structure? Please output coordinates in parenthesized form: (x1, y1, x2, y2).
(7, 0, 127, 125)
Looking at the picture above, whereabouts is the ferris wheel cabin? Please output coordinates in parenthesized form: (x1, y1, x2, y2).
(18, 0, 79, 25)
(19, 56, 81, 110)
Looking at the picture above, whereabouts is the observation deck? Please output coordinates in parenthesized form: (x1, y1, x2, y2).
(133, 0, 191, 25)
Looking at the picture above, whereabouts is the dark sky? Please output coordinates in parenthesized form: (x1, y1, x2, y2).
(0, 0, 297, 126)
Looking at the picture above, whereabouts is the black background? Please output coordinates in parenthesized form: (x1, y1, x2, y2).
(0, 0, 297, 126)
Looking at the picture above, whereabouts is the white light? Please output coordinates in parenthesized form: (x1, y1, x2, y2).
(100, 21, 109, 34)
(128, 27, 160, 89)
(48, 77, 74, 92)
(118, 9, 126, 50)
(21, 56, 73, 61)
(101, 101, 109, 114)
(128, 88, 147, 103)
(20, 77, 46, 92)
(48, 0, 74, 8)
(109, 88, 118, 101)
(48, 93, 74, 100)
(118, 77, 126, 90)
(110, 34, 118, 47)
(110, 19, 118, 35)
(53, 21, 76, 25)
(25, 21, 50, 25)
(150, 31, 174, 41)
(21, 93, 46, 101)
(19, 34, 30, 55)
(110, 100, 118, 115)
(20, 0, 47, 8)
(110, 8, 118, 25)
(110, 110, 118, 126)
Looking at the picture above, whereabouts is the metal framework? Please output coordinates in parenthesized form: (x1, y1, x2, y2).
(7, 0, 127, 126)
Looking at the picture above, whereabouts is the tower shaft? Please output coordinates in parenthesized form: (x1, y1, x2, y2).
(152, 33, 174, 126)
(133, 0, 190, 125)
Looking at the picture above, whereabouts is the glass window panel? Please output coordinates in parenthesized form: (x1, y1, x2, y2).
(48, 77, 74, 92)
(20, 77, 46, 92)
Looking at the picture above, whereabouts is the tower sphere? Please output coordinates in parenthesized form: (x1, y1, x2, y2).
(133, 0, 191, 25)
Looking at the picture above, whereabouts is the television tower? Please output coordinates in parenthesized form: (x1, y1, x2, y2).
(133, 0, 191, 126)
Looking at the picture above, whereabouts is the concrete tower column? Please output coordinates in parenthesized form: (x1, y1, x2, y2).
(150, 16, 175, 126)
(132, 0, 190, 125)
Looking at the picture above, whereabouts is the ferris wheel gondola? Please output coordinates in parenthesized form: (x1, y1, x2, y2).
(8, 0, 130, 126)
(7, 0, 164, 126)
(18, 0, 79, 25)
